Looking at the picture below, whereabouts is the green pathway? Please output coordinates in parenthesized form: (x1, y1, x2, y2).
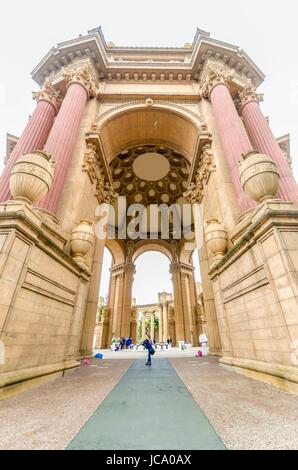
(67, 359, 225, 450)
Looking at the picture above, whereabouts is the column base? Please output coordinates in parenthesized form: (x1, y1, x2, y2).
(220, 356, 298, 395)
(0, 360, 80, 401)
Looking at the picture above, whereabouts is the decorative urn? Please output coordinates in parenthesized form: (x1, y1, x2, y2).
(70, 220, 94, 262)
(238, 151, 280, 203)
(205, 219, 228, 259)
(9, 150, 54, 204)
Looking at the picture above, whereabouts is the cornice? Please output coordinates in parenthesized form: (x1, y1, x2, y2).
(31, 28, 265, 88)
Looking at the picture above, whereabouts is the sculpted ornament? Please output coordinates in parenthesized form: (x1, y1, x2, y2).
(238, 83, 264, 111)
(168, 306, 175, 321)
(82, 144, 117, 204)
(32, 78, 62, 112)
(199, 65, 234, 99)
(64, 64, 96, 98)
(184, 145, 216, 204)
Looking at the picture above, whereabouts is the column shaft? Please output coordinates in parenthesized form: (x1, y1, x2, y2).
(242, 101, 298, 205)
(163, 304, 168, 342)
(80, 238, 105, 356)
(150, 313, 155, 340)
(120, 264, 135, 338)
(171, 263, 185, 343)
(39, 83, 88, 213)
(142, 314, 146, 338)
(210, 84, 255, 212)
(159, 306, 163, 342)
(113, 272, 125, 338)
(0, 100, 56, 202)
(181, 274, 192, 343)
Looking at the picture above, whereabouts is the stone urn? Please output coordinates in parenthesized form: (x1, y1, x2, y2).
(205, 219, 228, 259)
(238, 151, 280, 203)
(9, 150, 54, 204)
(70, 220, 94, 263)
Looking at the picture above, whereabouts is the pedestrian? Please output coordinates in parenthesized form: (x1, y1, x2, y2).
(142, 338, 155, 366)
(120, 337, 125, 350)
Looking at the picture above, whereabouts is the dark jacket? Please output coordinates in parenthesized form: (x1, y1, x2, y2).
(142, 339, 151, 350)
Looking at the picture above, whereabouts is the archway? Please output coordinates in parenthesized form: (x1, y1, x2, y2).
(88, 102, 209, 350)
(133, 250, 173, 344)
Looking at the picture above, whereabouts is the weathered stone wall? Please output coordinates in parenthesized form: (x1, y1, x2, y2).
(210, 202, 298, 385)
(0, 203, 90, 389)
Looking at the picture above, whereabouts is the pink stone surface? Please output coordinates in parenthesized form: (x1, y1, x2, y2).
(38, 83, 87, 213)
(211, 84, 256, 212)
(0, 100, 56, 202)
(242, 101, 298, 205)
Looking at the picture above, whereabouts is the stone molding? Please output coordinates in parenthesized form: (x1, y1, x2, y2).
(64, 63, 97, 98)
(95, 99, 206, 128)
(32, 78, 62, 113)
(110, 263, 125, 279)
(184, 144, 216, 203)
(31, 28, 264, 88)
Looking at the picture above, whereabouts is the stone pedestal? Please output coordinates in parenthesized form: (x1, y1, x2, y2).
(0, 201, 90, 396)
(210, 200, 298, 390)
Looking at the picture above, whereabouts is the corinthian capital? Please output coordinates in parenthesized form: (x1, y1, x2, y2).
(64, 64, 96, 98)
(238, 83, 264, 111)
(199, 65, 234, 99)
(32, 78, 62, 112)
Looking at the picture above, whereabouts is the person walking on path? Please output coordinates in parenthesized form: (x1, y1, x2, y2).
(142, 338, 155, 366)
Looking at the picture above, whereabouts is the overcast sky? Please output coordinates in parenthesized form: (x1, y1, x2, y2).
(1, 0, 298, 303)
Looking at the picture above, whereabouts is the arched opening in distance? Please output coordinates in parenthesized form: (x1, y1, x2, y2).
(133, 251, 173, 342)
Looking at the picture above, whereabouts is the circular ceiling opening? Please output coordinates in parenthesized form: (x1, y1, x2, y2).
(133, 152, 170, 182)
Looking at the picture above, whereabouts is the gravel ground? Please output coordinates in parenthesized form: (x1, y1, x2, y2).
(0, 359, 133, 450)
(171, 357, 298, 450)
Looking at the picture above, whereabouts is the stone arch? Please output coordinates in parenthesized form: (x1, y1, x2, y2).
(95, 103, 203, 164)
(179, 240, 195, 265)
(132, 239, 173, 263)
(105, 239, 125, 265)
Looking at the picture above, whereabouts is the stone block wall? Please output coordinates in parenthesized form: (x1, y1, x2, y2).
(0, 203, 90, 389)
(210, 202, 298, 385)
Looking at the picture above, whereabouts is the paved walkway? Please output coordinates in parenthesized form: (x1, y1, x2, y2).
(1, 355, 297, 450)
(67, 359, 225, 450)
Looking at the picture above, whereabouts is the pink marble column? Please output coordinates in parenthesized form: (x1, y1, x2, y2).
(0, 100, 56, 202)
(242, 100, 298, 205)
(210, 84, 255, 212)
(38, 83, 88, 213)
